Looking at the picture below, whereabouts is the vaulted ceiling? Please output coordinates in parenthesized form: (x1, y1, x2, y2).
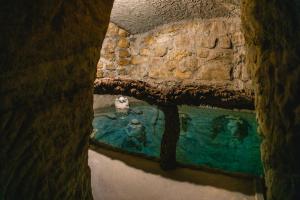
(110, 0, 240, 33)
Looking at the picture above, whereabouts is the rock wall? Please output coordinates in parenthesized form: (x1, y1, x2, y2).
(97, 19, 252, 92)
(242, 0, 300, 200)
(0, 0, 113, 199)
(110, 0, 241, 33)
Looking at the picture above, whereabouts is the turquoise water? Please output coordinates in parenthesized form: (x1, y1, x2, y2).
(92, 103, 263, 176)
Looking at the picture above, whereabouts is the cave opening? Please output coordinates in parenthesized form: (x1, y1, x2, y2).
(1, 0, 299, 199)
(89, 0, 264, 199)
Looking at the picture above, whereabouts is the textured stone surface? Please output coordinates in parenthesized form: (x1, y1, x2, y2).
(242, 0, 300, 199)
(0, 0, 114, 199)
(94, 78, 254, 109)
(98, 19, 251, 92)
(110, 0, 241, 33)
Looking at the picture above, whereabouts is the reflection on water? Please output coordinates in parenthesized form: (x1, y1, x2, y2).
(92, 104, 263, 176)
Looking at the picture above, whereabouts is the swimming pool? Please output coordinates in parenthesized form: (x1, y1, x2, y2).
(92, 102, 263, 176)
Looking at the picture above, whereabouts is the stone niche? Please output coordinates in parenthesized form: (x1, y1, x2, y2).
(97, 17, 252, 93)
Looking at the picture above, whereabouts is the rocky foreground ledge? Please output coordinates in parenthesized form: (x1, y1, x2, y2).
(94, 78, 254, 110)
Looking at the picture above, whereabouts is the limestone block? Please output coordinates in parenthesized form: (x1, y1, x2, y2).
(130, 64, 149, 78)
(148, 67, 161, 79)
(106, 63, 116, 70)
(232, 65, 242, 79)
(117, 67, 127, 75)
(159, 24, 180, 34)
(199, 62, 231, 80)
(169, 50, 192, 62)
(174, 69, 192, 79)
(131, 56, 147, 65)
(182, 57, 199, 72)
(174, 34, 190, 48)
(178, 64, 188, 73)
(101, 52, 115, 61)
(202, 21, 213, 34)
(104, 71, 117, 78)
(142, 35, 155, 46)
(154, 46, 168, 57)
(159, 70, 173, 79)
(97, 61, 104, 69)
(156, 34, 171, 43)
(197, 48, 210, 58)
(165, 60, 177, 71)
(231, 32, 245, 46)
(207, 49, 233, 62)
(241, 65, 251, 81)
(149, 57, 162, 69)
(106, 23, 119, 37)
(130, 45, 139, 56)
(118, 49, 130, 58)
(118, 29, 129, 37)
(118, 38, 130, 48)
(210, 21, 227, 35)
(96, 69, 104, 78)
(118, 58, 131, 66)
(218, 36, 232, 49)
(103, 39, 116, 53)
(227, 22, 237, 33)
(140, 48, 151, 56)
(200, 36, 217, 49)
(156, 35, 174, 49)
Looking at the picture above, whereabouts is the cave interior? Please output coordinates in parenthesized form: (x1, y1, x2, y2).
(0, 0, 299, 200)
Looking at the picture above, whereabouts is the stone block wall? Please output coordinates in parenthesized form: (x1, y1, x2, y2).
(97, 18, 252, 92)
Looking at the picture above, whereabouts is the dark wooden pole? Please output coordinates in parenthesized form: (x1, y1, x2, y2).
(159, 105, 180, 170)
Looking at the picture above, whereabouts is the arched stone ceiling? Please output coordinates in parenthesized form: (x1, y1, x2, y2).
(110, 0, 240, 33)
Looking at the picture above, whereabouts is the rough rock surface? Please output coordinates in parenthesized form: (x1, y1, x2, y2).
(0, 0, 113, 199)
(242, 0, 300, 199)
(98, 19, 252, 92)
(94, 78, 254, 109)
(110, 0, 241, 33)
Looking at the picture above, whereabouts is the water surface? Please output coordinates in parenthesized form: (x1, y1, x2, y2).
(92, 103, 263, 176)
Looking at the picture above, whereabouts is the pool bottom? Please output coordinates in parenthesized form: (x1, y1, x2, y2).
(92, 104, 263, 177)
